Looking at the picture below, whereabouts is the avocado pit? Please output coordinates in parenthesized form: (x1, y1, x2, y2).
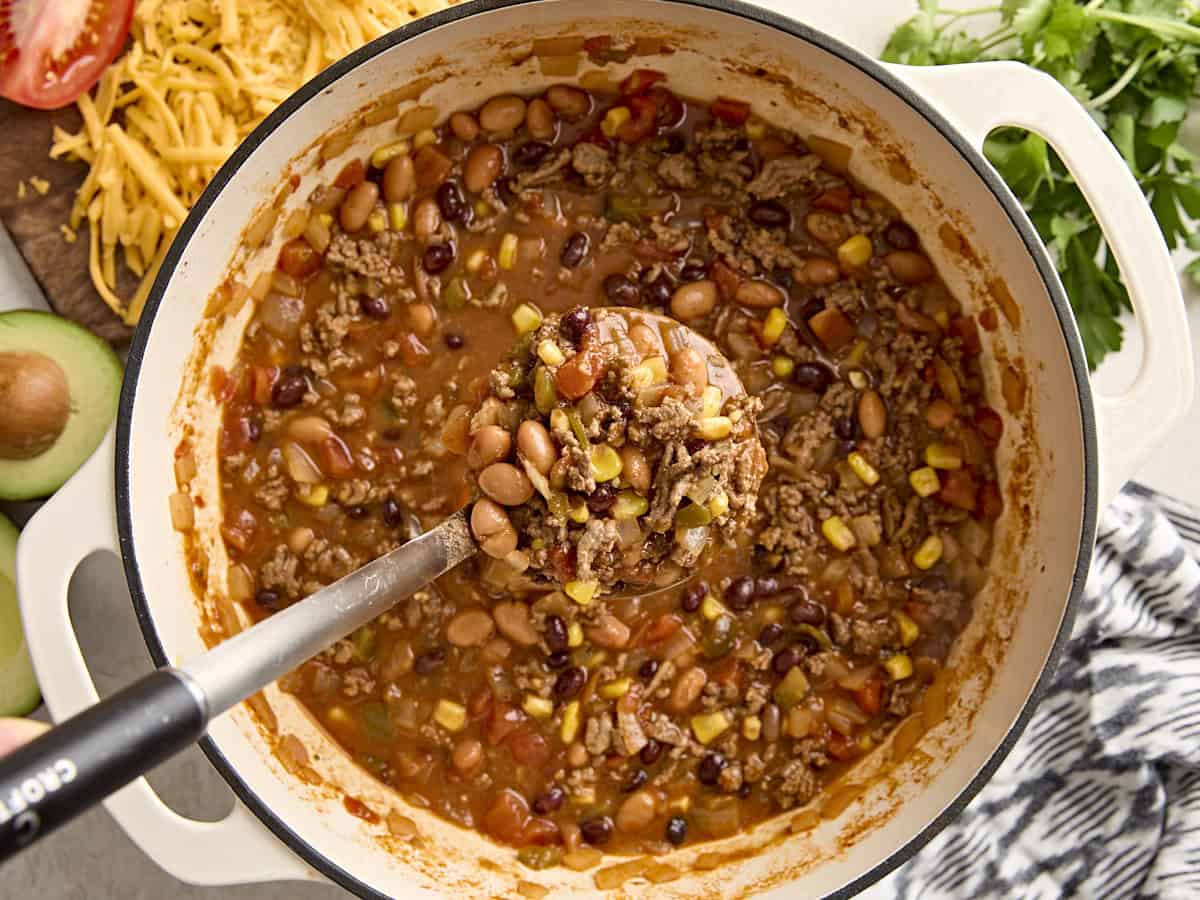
(0, 351, 72, 460)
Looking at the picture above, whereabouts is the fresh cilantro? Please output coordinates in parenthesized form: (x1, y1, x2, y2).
(882, 0, 1200, 369)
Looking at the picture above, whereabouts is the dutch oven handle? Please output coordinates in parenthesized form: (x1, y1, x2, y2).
(887, 60, 1194, 506)
(12, 429, 314, 886)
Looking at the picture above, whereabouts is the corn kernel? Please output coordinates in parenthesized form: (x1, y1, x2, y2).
(567, 622, 584, 648)
(531, 537, 546, 551)
(371, 140, 411, 169)
(367, 209, 387, 233)
(512, 303, 543, 336)
(670, 795, 692, 813)
(859, 734, 876, 752)
(590, 444, 623, 482)
(771, 356, 795, 378)
(297, 484, 329, 507)
(690, 711, 731, 745)
(761, 307, 789, 346)
(387, 201, 408, 231)
(599, 677, 632, 699)
(912, 535, 944, 570)
(909, 466, 941, 497)
(561, 700, 581, 742)
(537, 339, 566, 366)
(701, 385, 724, 418)
(523, 695, 555, 718)
(565, 580, 599, 605)
(934, 310, 950, 329)
(763, 606, 785, 624)
(474, 199, 492, 219)
(745, 119, 766, 140)
(848, 370, 868, 390)
(612, 491, 649, 520)
(847, 452, 880, 487)
(584, 650, 607, 668)
(433, 699, 467, 732)
(318, 212, 334, 228)
(630, 357, 667, 389)
(327, 705, 351, 727)
(884, 653, 914, 681)
(465, 248, 489, 273)
(845, 339, 869, 368)
(413, 127, 437, 149)
(601, 106, 631, 137)
(697, 416, 732, 441)
(924, 442, 963, 470)
(821, 515, 856, 552)
(837, 234, 873, 269)
(700, 594, 726, 621)
(567, 498, 590, 524)
(498, 232, 519, 270)
(742, 715, 762, 741)
(707, 489, 730, 519)
(549, 408, 569, 434)
(893, 610, 920, 646)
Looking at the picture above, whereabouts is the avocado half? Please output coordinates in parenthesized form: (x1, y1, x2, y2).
(0, 310, 123, 501)
(0, 512, 39, 716)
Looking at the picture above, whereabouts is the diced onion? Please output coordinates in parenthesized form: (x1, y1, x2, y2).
(283, 441, 323, 483)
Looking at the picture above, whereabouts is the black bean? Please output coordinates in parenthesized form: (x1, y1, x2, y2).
(681, 581, 708, 613)
(758, 623, 785, 647)
(772, 266, 794, 291)
(754, 575, 780, 597)
(685, 437, 706, 454)
(580, 816, 614, 846)
(436, 181, 467, 223)
(414, 648, 445, 675)
(256, 589, 283, 611)
(623, 770, 648, 792)
(546, 649, 571, 669)
(639, 739, 663, 766)
(698, 752, 726, 786)
(789, 596, 826, 626)
(560, 232, 590, 269)
(738, 782, 752, 799)
(771, 646, 801, 675)
(358, 295, 391, 320)
(793, 362, 833, 394)
(382, 497, 404, 527)
(679, 262, 708, 282)
(245, 417, 263, 443)
(545, 615, 568, 652)
(749, 199, 790, 229)
(444, 332, 465, 350)
(799, 297, 827, 321)
(663, 133, 686, 155)
(919, 574, 950, 592)
(344, 505, 368, 519)
(513, 141, 551, 166)
(422, 242, 454, 274)
(603, 273, 639, 304)
(271, 371, 307, 409)
(559, 307, 592, 344)
(496, 176, 518, 205)
(587, 483, 616, 513)
(665, 816, 688, 845)
(532, 787, 565, 814)
(724, 575, 756, 611)
(553, 666, 586, 700)
(833, 414, 858, 441)
(638, 658, 660, 681)
(884, 220, 919, 251)
(642, 272, 673, 306)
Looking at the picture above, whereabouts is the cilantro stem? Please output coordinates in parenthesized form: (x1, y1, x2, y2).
(1086, 46, 1151, 109)
(976, 28, 1018, 54)
(1087, 9, 1200, 44)
(936, 5, 1003, 20)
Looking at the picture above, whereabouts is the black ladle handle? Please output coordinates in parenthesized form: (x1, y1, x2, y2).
(0, 668, 206, 861)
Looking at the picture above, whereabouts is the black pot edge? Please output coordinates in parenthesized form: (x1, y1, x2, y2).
(113, 0, 1099, 897)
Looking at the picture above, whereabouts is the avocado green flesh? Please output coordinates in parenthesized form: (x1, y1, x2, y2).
(0, 512, 39, 716)
(0, 310, 123, 501)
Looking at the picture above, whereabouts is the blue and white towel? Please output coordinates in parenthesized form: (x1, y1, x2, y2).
(868, 485, 1200, 899)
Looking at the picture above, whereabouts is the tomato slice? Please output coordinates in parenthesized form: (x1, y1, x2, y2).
(0, 0, 134, 110)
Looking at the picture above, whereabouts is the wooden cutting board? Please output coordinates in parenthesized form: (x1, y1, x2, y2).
(0, 99, 133, 344)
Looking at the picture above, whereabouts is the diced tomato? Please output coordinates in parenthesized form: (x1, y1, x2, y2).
(484, 789, 530, 844)
(583, 35, 613, 56)
(0, 0, 134, 110)
(978, 307, 999, 332)
(616, 94, 658, 143)
(221, 509, 258, 554)
(487, 702, 527, 746)
(827, 730, 860, 762)
(631, 238, 677, 262)
(620, 68, 666, 96)
(413, 145, 453, 189)
(808, 308, 857, 352)
(333, 158, 365, 189)
(710, 96, 750, 125)
(647, 86, 685, 129)
(467, 688, 494, 720)
(977, 480, 1003, 520)
(548, 543, 577, 582)
(711, 655, 741, 687)
(939, 468, 978, 512)
(948, 316, 982, 356)
(322, 436, 356, 479)
(812, 185, 852, 213)
(249, 365, 277, 406)
(278, 238, 322, 279)
(642, 613, 682, 644)
(399, 332, 432, 368)
(852, 678, 883, 716)
(710, 259, 741, 301)
(508, 727, 551, 768)
(522, 817, 562, 846)
(974, 406, 1004, 446)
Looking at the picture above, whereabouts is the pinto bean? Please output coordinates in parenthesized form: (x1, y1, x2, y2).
(467, 425, 512, 470)
(464, 144, 504, 194)
(669, 347, 708, 390)
(545, 84, 590, 119)
(805, 210, 847, 245)
(517, 420, 557, 474)
(471, 499, 517, 558)
(478, 462, 534, 506)
(670, 280, 717, 321)
(628, 322, 659, 358)
(413, 198, 441, 243)
(586, 614, 631, 649)
(615, 790, 658, 834)
(493, 601, 539, 646)
(446, 608, 496, 647)
(383, 154, 415, 202)
(735, 279, 784, 308)
(885, 250, 934, 284)
(858, 390, 887, 439)
(339, 181, 378, 232)
(449, 111, 480, 142)
(479, 95, 527, 132)
(620, 446, 651, 494)
(452, 737, 484, 773)
(669, 666, 708, 712)
(525, 98, 557, 139)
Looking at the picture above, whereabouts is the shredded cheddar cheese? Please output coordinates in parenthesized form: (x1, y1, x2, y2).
(50, 0, 458, 324)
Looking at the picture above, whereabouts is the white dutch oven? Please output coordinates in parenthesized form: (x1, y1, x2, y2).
(16, 0, 1194, 896)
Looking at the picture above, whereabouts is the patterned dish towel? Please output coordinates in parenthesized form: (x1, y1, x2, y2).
(865, 485, 1200, 899)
